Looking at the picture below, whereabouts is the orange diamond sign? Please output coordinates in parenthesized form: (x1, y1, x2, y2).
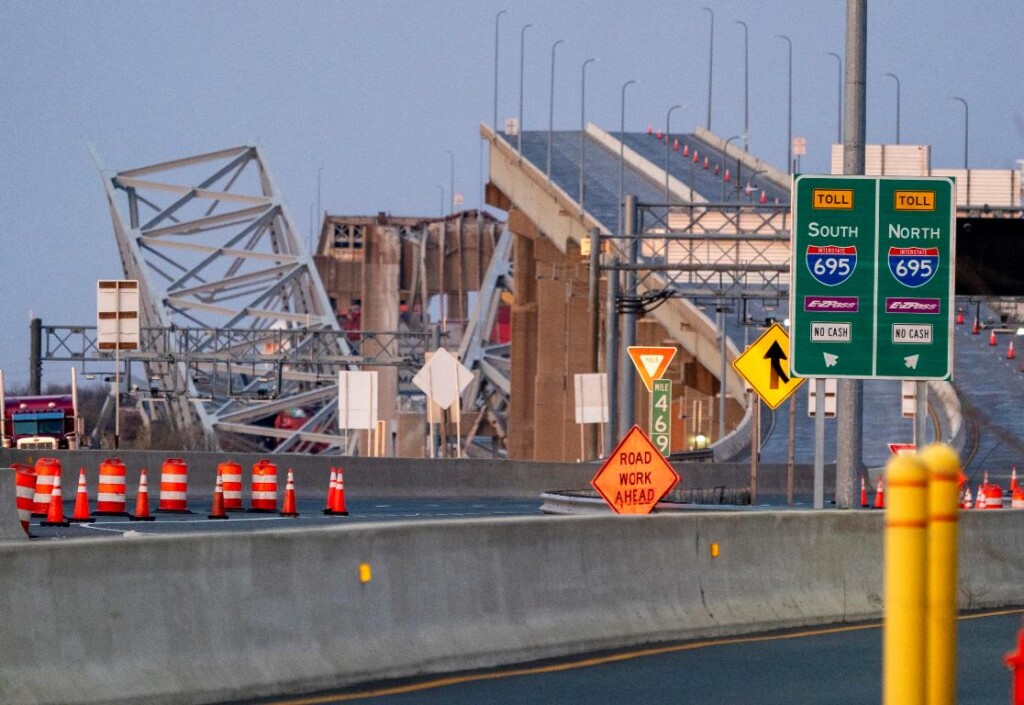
(591, 425, 681, 514)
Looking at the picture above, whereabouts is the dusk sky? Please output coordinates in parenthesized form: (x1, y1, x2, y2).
(1, 0, 1021, 387)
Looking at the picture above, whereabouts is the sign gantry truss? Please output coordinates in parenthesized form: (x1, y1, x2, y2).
(94, 145, 358, 452)
(619, 202, 792, 304)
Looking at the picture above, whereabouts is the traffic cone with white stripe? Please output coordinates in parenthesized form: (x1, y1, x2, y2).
(860, 475, 868, 508)
(956, 310, 964, 325)
(1012, 467, 1020, 494)
(330, 467, 349, 516)
(990, 329, 998, 346)
(1009, 341, 1016, 360)
(961, 484, 973, 509)
(69, 467, 94, 523)
(280, 469, 299, 518)
(873, 476, 885, 509)
(130, 468, 155, 521)
(973, 318, 980, 335)
(208, 470, 228, 520)
(323, 468, 338, 515)
(41, 474, 70, 527)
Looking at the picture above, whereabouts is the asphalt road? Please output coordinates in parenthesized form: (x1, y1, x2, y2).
(26, 498, 543, 539)
(249, 610, 1023, 705)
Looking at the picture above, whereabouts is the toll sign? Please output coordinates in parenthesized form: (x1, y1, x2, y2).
(591, 425, 680, 515)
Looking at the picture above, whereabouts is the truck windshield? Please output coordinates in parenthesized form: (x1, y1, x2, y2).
(12, 412, 64, 436)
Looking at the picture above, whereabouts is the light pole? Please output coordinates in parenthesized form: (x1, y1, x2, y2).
(665, 104, 683, 205)
(579, 57, 597, 217)
(777, 35, 793, 173)
(722, 135, 741, 201)
(315, 166, 323, 252)
(702, 6, 714, 131)
(951, 96, 969, 168)
(445, 150, 454, 214)
(493, 10, 507, 130)
(735, 20, 749, 150)
(827, 52, 843, 145)
(547, 39, 565, 182)
(618, 79, 637, 236)
(517, 23, 532, 155)
(885, 72, 901, 144)
(952, 96, 970, 205)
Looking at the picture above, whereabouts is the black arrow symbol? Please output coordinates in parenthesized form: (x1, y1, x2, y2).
(763, 341, 790, 389)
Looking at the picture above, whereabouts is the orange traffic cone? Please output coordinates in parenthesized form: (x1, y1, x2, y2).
(973, 318, 980, 335)
(860, 475, 868, 508)
(280, 469, 299, 518)
(1009, 341, 1016, 360)
(956, 310, 964, 325)
(41, 474, 70, 527)
(1012, 467, 1020, 494)
(331, 467, 349, 516)
(69, 467, 94, 523)
(961, 484, 973, 509)
(976, 476, 987, 509)
(990, 329, 998, 346)
(208, 470, 228, 520)
(873, 477, 885, 509)
(130, 468, 155, 521)
(323, 467, 338, 514)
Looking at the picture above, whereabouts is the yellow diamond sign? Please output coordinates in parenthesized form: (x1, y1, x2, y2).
(732, 323, 805, 409)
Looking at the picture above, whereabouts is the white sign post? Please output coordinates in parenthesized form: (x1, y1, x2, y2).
(338, 371, 379, 455)
(412, 348, 473, 458)
(573, 373, 608, 461)
(97, 280, 140, 450)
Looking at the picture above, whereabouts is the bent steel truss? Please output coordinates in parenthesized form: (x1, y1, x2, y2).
(95, 145, 359, 452)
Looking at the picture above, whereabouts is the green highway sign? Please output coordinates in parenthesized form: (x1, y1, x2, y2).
(650, 379, 671, 457)
(790, 175, 955, 380)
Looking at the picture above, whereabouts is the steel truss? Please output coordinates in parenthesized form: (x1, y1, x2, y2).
(92, 145, 386, 452)
(609, 201, 792, 307)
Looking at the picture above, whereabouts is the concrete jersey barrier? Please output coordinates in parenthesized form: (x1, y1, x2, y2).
(1, 510, 1022, 705)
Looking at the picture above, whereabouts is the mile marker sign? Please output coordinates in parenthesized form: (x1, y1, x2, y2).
(591, 425, 680, 514)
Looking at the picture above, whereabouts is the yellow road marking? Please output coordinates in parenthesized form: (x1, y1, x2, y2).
(269, 608, 1024, 704)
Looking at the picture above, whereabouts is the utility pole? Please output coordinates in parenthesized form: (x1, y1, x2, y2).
(836, 0, 867, 510)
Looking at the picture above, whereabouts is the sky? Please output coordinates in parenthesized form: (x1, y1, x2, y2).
(1, 0, 1022, 388)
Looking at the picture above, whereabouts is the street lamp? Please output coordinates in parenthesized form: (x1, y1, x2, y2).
(951, 96, 970, 205)
(777, 35, 793, 174)
(702, 7, 714, 131)
(735, 20, 749, 150)
(722, 135, 741, 201)
(950, 96, 969, 168)
(885, 72, 901, 144)
(547, 39, 565, 182)
(826, 52, 843, 145)
(493, 10, 507, 130)
(445, 150, 454, 214)
(517, 23, 533, 155)
(579, 57, 597, 217)
(665, 104, 684, 205)
(618, 79, 637, 236)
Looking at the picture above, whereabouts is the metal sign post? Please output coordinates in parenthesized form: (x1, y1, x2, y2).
(97, 280, 140, 450)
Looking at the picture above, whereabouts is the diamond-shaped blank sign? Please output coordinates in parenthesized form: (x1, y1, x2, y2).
(412, 348, 473, 410)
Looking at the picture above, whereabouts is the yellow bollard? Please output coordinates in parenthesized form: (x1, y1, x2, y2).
(920, 443, 961, 705)
(884, 453, 928, 705)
